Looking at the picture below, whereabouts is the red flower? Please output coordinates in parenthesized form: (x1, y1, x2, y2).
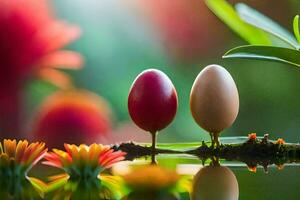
(32, 90, 112, 148)
(0, 0, 82, 139)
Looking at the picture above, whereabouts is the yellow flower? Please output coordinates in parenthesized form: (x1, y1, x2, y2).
(0, 139, 47, 173)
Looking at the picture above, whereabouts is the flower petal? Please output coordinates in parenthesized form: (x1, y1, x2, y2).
(4, 139, 17, 158)
(36, 68, 73, 89)
(36, 50, 83, 69)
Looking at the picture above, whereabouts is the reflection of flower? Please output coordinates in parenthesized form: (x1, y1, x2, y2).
(32, 90, 112, 148)
(123, 165, 181, 200)
(124, 165, 179, 191)
(43, 143, 126, 180)
(0, 0, 82, 139)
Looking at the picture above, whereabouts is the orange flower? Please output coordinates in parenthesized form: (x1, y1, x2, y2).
(0, 0, 82, 139)
(248, 133, 257, 141)
(32, 90, 112, 148)
(276, 138, 285, 145)
(0, 139, 47, 174)
(43, 143, 126, 180)
(247, 165, 257, 173)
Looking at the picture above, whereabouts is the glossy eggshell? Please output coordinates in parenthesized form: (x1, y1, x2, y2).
(191, 165, 239, 200)
(128, 69, 178, 133)
(190, 65, 239, 133)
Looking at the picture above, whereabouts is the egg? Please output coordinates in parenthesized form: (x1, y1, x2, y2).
(191, 165, 239, 200)
(190, 64, 239, 134)
(128, 69, 178, 133)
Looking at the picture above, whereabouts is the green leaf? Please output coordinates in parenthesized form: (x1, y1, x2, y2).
(293, 15, 300, 43)
(223, 45, 300, 67)
(236, 3, 299, 49)
(205, 0, 270, 45)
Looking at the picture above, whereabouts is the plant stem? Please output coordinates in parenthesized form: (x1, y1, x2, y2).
(209, 132, 214, 147)
(213, 132, 220, 148)
(211, 156, 220, 166)
(151, 131, 157, 164)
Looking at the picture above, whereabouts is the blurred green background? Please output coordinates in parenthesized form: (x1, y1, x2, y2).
(25, 0, 300, 143)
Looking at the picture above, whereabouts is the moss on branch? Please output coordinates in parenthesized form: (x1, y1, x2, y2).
(112, 134, 300, 172)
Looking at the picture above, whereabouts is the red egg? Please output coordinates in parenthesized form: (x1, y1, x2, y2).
(128, 69, 178, 133)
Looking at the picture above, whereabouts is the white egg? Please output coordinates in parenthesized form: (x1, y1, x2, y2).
(190, 64, 239, 134)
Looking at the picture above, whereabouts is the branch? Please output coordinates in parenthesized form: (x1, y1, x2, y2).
(112, 134, 300, 172)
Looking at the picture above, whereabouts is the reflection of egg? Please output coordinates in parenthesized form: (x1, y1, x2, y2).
(128, 69, 178, 133)
(190, 65, 239, 133)
(191, 165, 239, 200)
